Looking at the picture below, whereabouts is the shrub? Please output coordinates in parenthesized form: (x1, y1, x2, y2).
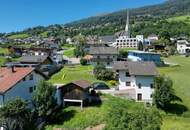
(93, 64, 114, 81)
(153, 75, 182, 109)
(80, 58, 87, 65)
(109, 80, 117, 86)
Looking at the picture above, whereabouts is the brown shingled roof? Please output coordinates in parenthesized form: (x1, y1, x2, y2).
(72, 80, 91, 89)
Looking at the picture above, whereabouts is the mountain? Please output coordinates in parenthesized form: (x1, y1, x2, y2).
(2, 0, 190, 39)
(65, 0, 190, 28)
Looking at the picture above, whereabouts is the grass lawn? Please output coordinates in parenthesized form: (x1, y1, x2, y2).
(0, 47, 9, 54)
(64, 48, 75, 58)
(7, 33, 30, 39)
(167, 15, 190, 24)
(48, 55, 190, 130)
(46, 95, 144, 130)
(49, 65, 106, 85)
(159, 55, 190, 130)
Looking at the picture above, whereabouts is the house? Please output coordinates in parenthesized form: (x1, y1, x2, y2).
(99, 35, 116, 45)
(128, 50, 162, 66)
(89, 47, 119, 68)
(176, 40, 190, 54)
(147, 34, 159, 43)
(58, 80, 91, 109)
(0, 67, 46, 107)
(6, 55, 58, 76)
(113, 61, 158, 103)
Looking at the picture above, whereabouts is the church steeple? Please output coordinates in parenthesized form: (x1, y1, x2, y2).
(125, 10, 130, 38)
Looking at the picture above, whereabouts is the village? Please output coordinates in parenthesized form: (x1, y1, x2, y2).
(0, 1, 190, 129)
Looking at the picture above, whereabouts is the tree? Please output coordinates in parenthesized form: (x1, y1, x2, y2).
(32, 81, 57, 119)
(138, 41, 144, 51)
(0, 98, 33, 130)
(93, 64, 114, 81)
(105, 104, 162, 130)
(153, 75, 181, 109)
(80, 58, 87, 65)
(119, 49, 128, 58)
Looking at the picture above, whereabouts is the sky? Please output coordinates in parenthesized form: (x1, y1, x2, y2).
(0, 0, 166, 33)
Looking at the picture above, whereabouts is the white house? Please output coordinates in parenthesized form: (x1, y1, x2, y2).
(177, 40, 190, 54)
(147, 34, 159, 43)
(113, 61, 158, 103)
(0, 67, 46, 107)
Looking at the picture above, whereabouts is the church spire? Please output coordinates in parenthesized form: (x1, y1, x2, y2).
(125, 9, 130, 37)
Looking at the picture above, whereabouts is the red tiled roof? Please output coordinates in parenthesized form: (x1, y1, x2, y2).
(0, 67, 34, 93)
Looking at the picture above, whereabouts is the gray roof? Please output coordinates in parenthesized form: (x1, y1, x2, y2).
(99, 35, 116, 43)
(89, 47, 119, 55)
(113, 61, 158, 76)
(20, 55, 52, 63)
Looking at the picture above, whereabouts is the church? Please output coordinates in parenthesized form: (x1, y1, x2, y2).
(111, 11, 147, 49)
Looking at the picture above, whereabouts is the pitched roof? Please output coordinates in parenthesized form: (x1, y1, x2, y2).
(72, 80, 91, 89)
(20, 55, 52, 64)
(99, 35, 116, 43)
(0, 67, 34, 94)
(59, 80, 91, 90)
(89, 47, 119, 55)
(113, 61, 158, 76)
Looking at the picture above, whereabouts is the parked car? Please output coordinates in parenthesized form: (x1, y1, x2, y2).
(92, 82, 109, 90)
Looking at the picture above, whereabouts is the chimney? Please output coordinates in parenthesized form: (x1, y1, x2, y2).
(11, 66, 15, 73)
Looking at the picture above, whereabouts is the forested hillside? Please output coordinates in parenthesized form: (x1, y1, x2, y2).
(1, 0, 190, 39)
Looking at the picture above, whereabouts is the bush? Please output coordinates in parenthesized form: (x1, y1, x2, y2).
(153, 75, 181, 109)
(109, 80, 117, 86)
(80, 58, 87, 65)
(93, 64, 114, 81)
(105, 105, 162, 130)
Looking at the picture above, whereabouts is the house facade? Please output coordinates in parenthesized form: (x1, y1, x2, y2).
(177, 40, 190, 54)
(128, 50, 161, 66)
(114, 61, 158, 103)
(89, 47, 118, 68)
(0, 67, 45, 107)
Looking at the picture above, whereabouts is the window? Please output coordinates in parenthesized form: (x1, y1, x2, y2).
(107, 62, 110, 65)
(97, 56, 100, 59)
(107, 56, 110, 59)
(29, 74, 33, 80)
(29, 87, 33, 93)
(126, 82, 131, 86)
(137, 93, 142, 101)
(126, 72, 130, 77)
(33, 86, 36, 90)
(138, 83, 142, 89)
(150, 84, 154, 89)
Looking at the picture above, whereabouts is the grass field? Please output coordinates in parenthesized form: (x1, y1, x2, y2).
(159, 56, 190, 130)
(64, 48, 75, 58)
(46, 95, 144, 130)
(167, 15, 190, 24)
(7, 33, 30, 39)
(48, 56, 190, 130)
(0, 47, 9, 54)
(49, 65, 102, 85)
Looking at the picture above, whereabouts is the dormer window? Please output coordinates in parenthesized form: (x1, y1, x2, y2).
(126, 72, 130, 77)
(29, 74, 33, 80)
(138, 83, 142, 89)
